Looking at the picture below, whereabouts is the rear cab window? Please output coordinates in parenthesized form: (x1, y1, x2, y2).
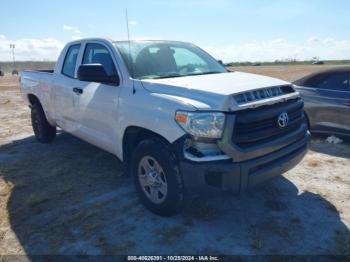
(62, 44, 81, 78)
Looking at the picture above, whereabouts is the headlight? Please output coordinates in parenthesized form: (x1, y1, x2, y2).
(175, 111, 225, 138)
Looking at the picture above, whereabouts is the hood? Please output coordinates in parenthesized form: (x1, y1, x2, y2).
(141, 71, 293, 111)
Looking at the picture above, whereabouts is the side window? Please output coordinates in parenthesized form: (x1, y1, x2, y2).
(315, 72, 349, 91)
(83, 43, 117, 76)
(62, 44, 81, 78)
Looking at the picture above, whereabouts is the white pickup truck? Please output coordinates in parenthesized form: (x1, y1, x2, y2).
(20, 38, 310, 215)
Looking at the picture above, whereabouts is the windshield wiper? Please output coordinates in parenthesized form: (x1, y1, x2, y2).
(152, 73, 182, 79)
(186, 71, 223, 76)
(144, 71, 224, 80)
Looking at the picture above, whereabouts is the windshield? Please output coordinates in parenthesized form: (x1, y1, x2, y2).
(114, 41, 227, 79)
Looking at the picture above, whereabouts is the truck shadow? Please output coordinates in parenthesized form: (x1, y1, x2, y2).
(0, 133, 349, 255)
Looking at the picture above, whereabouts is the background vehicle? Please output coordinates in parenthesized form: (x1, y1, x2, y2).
(294, 67, 350, 138)
(20, 38, 310, 216)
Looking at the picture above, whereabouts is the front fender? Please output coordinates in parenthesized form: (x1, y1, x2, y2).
(114, 86, 197, 160)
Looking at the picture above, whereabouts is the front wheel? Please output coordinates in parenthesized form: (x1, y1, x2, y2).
(132, 138, 184, 216)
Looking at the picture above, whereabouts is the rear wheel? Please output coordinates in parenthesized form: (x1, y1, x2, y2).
(31, 104, 56, 143)
(132, 138, 184, 216)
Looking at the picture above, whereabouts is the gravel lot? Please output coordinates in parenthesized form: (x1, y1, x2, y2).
(0, 66, 349, 257)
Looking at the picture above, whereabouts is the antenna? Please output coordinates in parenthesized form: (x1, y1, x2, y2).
(125, 8, 135, 94)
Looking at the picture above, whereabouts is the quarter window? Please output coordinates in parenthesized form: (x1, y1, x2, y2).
(83, 43, 117, 76)
(62, 44, 81, 78)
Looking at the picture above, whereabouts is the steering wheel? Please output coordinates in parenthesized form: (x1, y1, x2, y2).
(178, 64, 198, 74)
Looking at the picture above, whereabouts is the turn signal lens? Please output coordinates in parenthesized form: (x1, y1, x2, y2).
(175, 112, 188, 124)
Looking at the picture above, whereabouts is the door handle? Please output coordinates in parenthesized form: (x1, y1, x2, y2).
(73, 87, 83, 94)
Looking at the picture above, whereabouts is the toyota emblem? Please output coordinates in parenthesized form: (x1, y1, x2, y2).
(277, 112, 289, 128)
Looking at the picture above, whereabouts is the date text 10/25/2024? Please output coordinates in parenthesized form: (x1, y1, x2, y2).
(127, 256, 220, 261)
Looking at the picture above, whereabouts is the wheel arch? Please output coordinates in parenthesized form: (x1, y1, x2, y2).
(122, 126, 171, 173)
(27, 93, 57, 126)
(27, 94, 42, 107)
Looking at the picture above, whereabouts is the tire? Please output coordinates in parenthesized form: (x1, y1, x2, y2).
(131, 138, 184, 216)
(31, 104, 56, 143)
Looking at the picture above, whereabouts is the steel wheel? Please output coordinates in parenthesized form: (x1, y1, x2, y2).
(138, 156, 168, 204)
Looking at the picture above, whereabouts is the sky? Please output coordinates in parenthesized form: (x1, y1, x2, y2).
(0, 0, 350, 62)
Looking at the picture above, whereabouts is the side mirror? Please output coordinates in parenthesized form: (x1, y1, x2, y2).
(217, 60, 224, 65)
(77, 64, 119, 85)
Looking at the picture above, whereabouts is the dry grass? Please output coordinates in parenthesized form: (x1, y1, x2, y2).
(26, 194, 49, 207)
(63, 210, 98, 225)
(326, 159, 335, 164)
(290, 217, 301, 224)
(307, 159, 320, 167)
(0, 180, 13, 226)
(0, 181, 13, 197)
(333, 229, 350, 255)
(186, 199, 220, 221)
(264, 200, 287, 211)
(154, 226, 187, 244)
(251, 238, 264, 251)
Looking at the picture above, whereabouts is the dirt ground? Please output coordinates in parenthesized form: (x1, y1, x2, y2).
(0, 65, 349, 257)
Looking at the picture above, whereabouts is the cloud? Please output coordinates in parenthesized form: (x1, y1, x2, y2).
(333, 40, 350, 51)
(71, 35, 82, 40)
(323, 37, 335, 44)
(129, 21, 138, 26)
(203, 37, 350, 62)
(0, 35, 64, 61)
(270, 38, 288, 45)
(307, 36, 321, 44)
(1, 35, 350, 62)
(63, 25, 81, 34)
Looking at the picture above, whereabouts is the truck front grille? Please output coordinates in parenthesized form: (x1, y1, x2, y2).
(232, 98, 305, 147)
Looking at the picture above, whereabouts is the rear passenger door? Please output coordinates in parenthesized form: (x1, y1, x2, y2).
(313, 72, 350, 133)
(53, 44, 82, 132)
(73, 42, 122, 152)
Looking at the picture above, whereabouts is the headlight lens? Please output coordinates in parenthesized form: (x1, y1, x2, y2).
(175, 111, 225, 138)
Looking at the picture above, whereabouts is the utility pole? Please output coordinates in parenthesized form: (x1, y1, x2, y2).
(9, 44, 17, 75)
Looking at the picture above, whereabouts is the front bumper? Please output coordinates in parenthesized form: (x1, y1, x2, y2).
(179, 131, 310, 193)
